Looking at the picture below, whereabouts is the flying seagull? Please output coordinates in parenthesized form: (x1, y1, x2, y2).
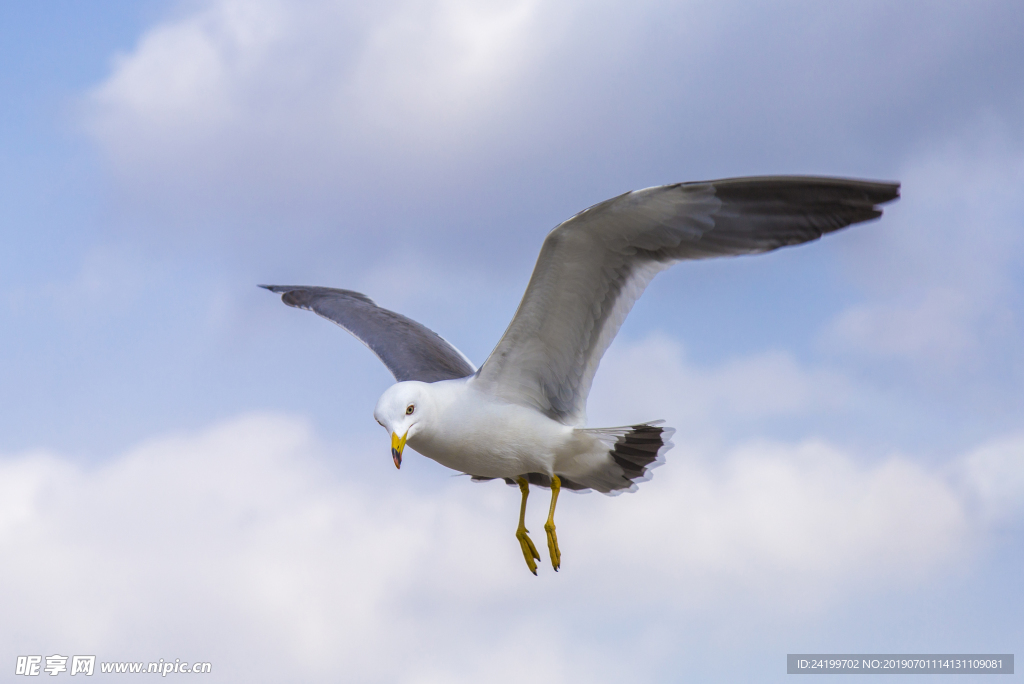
(262, 175, 899, 574)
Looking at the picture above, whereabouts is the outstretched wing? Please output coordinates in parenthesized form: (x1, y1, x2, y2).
(472, 176, 900, 425)
(261, 285, 476, 383)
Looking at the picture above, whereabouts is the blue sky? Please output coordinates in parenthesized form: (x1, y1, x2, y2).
(2, 1, 1022, 681)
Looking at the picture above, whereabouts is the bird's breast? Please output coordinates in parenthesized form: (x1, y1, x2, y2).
(408, 393, 573, 479)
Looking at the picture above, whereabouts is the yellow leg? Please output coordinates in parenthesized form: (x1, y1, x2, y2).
(515, 477, 540, 575)
(544, 475, 561, 571)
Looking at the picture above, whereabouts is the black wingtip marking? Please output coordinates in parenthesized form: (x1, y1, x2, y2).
(258, 284, 305, 308)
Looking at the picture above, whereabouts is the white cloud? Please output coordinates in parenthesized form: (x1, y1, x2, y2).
(3, 412, 1017, 680)
(0, 415, 608, 682)
(958, 433, 1024, 525)
(580, 333, 994, 609)
(582, 439, 971, 612)
(827, 288, 981, 363)
(348, 0, 542, 135)
(83, 0, 577, 251)
(81, 0, 1024, 296)
(821, 128, 1024, 371)
(88, 0, 551, 175)
(587, 334, 858, 435)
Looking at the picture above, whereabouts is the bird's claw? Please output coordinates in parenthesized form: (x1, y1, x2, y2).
(544, 521, 560, 571)
(516, 526, 541, 575)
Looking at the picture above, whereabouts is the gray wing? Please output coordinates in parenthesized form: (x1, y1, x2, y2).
(472, 176, 900, 425)
(260, 285, 476, 383)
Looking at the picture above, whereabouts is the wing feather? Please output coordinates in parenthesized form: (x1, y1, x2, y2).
(261, 285, 475, 383)
(472, 176, 899, 425)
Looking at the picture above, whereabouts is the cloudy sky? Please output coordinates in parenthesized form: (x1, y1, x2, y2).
(2, 0, 1022, 680)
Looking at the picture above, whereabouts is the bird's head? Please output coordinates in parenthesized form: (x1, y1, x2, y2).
(373, 381, 430, 470)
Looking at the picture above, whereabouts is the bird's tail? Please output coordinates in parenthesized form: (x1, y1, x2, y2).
(578, 421, 675, 493)
(483, 421, 675, 494)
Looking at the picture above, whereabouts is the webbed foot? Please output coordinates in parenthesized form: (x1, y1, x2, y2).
(544, 520, 560, 571)
(516, 525, 541, 575)
(545, 474, 562, 571)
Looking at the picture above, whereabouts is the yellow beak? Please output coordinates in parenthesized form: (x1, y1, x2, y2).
(391, 432, 407, 469)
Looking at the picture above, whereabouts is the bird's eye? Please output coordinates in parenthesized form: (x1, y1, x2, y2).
(406, 404, 415, 415)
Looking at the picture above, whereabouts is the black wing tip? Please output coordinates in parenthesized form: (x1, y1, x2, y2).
(258, 284, 307, 308)
(848, 177, 900, 205)
(704, 176, 900, 229)
(708, 175, 901, 193)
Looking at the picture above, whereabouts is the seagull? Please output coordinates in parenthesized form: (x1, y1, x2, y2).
(262, 176, 899, 574)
